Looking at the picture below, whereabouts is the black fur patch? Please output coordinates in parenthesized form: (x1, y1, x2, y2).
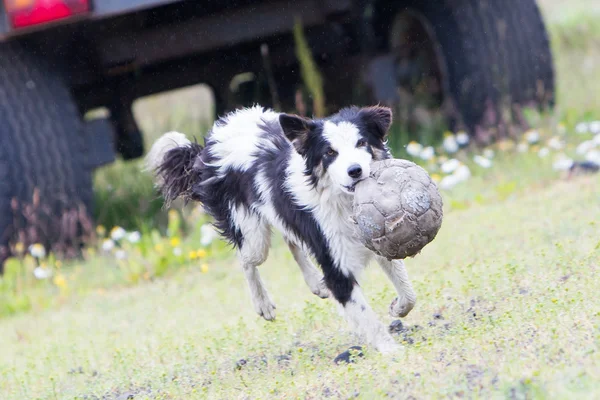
(156, 141, 204, 206)
(301, 123, 341, 187)
(326, 106, 393, 161)
(188, 136, 261, 249)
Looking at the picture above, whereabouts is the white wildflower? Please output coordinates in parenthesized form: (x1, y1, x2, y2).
(516, 143, 529, 153)
(440, 158, 461, 174)
(589, 121, 600, 134)
(593, 134, 600, 146)
(473, 155, 492, 168)
(438, 164, 471, 190)
(547, 136, 564, 151)
(482, 148, 495, 159)
(442, 135, 459, 154)
(406, 141, 423, 157)
(439, 174, 460, 190)
(102, 239, 115, 252)
(115, 250, 127, 260)
(453, 165, 471, 182)
(456, 131, 469, 147)
(173, 247, 183, 257)
(419, 146, 435, 161)
(576, 140, 596, 155)
(552, 157, 574, 171)
(585, 149, 600, 165)
(33, 266, 52, 280)
(110, 226, 127, 241)
(524, 129, 540, 144)
(538, 147, 550, 158)
(200, 224, 217, 247)
(29, 243, 46, 259)
(575, 122, 589, 134)
(127, 231, 141, 244)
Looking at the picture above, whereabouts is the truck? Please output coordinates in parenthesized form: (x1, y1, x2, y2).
(0, 0, 554, 265)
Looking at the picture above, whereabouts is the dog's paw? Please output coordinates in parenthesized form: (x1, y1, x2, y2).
(254, 297, 277, 321)
(389, 296, 416, 318)
(310, 279, 330, 299)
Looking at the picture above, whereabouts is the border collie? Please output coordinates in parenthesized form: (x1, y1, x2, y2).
(145, 105, 416, 353)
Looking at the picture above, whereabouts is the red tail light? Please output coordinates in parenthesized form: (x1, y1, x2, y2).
(4, 0, 89, 29)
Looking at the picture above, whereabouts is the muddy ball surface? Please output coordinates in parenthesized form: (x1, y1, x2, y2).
(353, 159, 443, 259)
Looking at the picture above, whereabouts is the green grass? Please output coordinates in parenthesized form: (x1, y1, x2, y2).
(0, 171, 598, 399)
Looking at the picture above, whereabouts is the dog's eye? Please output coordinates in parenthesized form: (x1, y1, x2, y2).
(326, 148, 337, 156)
(357, 139, 367, 147)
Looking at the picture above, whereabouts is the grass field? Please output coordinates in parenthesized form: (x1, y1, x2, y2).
(1, 0, 600, 399)
(1, 173, 598, 399)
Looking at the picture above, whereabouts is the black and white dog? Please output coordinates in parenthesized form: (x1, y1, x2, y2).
(146, 105, 416, 353)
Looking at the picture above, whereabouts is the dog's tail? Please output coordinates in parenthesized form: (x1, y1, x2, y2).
(144, 131, 204, 206)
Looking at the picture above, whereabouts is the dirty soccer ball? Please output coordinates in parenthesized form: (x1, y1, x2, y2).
(352, 159, 443, 259)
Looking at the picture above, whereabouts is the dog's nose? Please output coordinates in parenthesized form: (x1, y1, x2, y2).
(347, 164, 363, 179)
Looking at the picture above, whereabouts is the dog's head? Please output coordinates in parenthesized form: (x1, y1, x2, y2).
(280, 106, 393, 194)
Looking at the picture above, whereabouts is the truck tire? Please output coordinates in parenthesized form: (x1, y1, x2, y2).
(0, 43, 93, 269)
(371, 0, 554, 143)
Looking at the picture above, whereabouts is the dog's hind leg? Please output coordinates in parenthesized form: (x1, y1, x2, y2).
(286, 240, 329, 299)
(236, 211, 276, 321)
(375, 257, 416, 318)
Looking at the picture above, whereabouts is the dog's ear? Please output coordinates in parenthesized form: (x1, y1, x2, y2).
(358, 106, 393, 140)
(279, 113, 314, 154)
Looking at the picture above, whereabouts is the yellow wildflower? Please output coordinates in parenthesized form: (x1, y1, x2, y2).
(200, 263, 209, 273)
(189, 250, 198, 260)
(53, 274, 67, 290)
(14, 242, 24, 254)
(170, 237, 181, 247)
(96, 225, 106, 237)
(196, 249, 207, 258)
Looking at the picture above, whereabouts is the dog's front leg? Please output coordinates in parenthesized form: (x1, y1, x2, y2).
(286, 240, 329, 298)
(375, 256, 416, 318)
(326, 272, 399, 353)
